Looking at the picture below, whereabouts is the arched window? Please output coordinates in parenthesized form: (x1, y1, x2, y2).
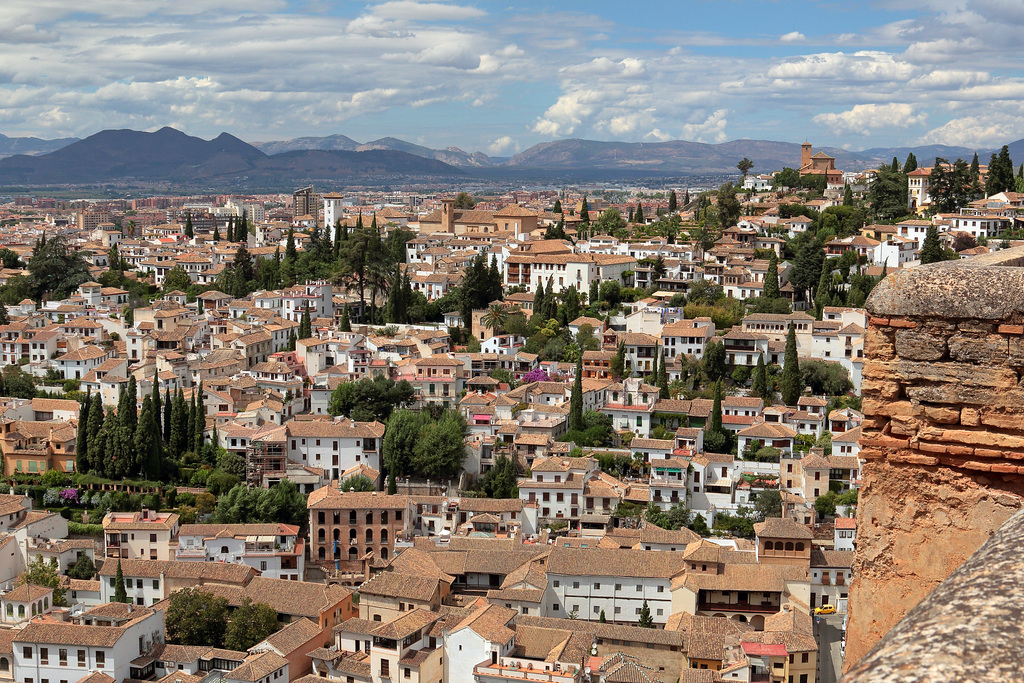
(349, 547, 358, 560)
(784, 542, 794, 552)
(42, 598, 47, 610)
(221, 546, 229, 554)
(381, 511, 388, 525)
(380, 529, 388, 545)
(5, 604, 11, 617)
(333, 528, 341, 541)
(365, 511, 374, 525)
(795, 542, 804, 552)
(17, 605, 24, 618)
(318, 547, 325, 560)
(0, 656, 9, 671)
(764, 541, 774, 551)
(317, 529, 325, 541)
(333, 544, 341, 557)
(365, 528, 374, 544)
(349, 528, 357, 541)
(31, 604, 36, 617)
(380, 547, 389, 560)
(348, 510, 356, 524)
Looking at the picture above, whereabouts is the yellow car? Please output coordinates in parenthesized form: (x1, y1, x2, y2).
(814, 605, 836, 615)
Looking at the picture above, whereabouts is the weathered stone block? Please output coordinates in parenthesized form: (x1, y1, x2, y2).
(923, 406, 959, 424)
(980, 411, 1024, 430)
(865, 326, 896, 361)
(948, 333, 1008, 364)
(961, 408, 981, 426)
(998, 324, 1024, 335)
(894, 327, 947, 361)
(888, 318, 917, 329)
(861, 378, 901, 400)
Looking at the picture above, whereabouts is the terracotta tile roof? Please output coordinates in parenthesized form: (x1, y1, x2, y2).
(371, 609, 440, 640)
(546, 547, 686, 579)
(227, 651, 289, 682)
(753, 517, 813, 540)
(358, 571, 441, 602)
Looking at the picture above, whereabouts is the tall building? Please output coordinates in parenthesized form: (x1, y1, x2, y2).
(293, 186, 321, 225)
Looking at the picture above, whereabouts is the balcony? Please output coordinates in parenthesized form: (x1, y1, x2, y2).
(697, 600, 780, 614)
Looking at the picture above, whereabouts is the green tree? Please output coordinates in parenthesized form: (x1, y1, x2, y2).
(717, 182, 741, 231)
(165, 588, 229, 647)
(569, 356, 584, 431)
(411, 410, 467, 480)
(903, 152, 918, 174)
(638, 600, 654, 628)
(339, 475, 376, 492)
(751, 353, 768, 399)
(298, 303, 312, 340)
(753, 490, 783, 521)
(328, 376, 415, 422)
(544, 218, 567, 240)
(763, 251, 780, 300)
(340, 304, 352, 332)
(224, 599, 280, 651)
(18, 557, 66, 606)
(657, 349, 669, 399)
(611, 342, 626, 380)
(919, 226, 944, 264)
(599, 609, 607, 623)
(969, 153, 983, 199)
(479, 455, 519, 498)
(634, 202, 645, 224)
(986, 145, 1015, 196)
(184, 213, 194, 239)
(212, 481, 307, 527)
(136, 394, 162, 480)
(868, 164, 908, 222)
(454, 192, 475, 209)
(113, 560, 128, 603)
(668, 190, 677, 214)
(552, 199, 562, 214)
(595, 208, 626, 235)
(702, 340, 726, 383)
(76, 390, 90, 473)
(704, 379, 727, 453)
(781, 323, 801, 406)
(843, 184, 854, 207)
(737, 157, 753, 179)
(68, 554, 97, 580)
(579, 196, 590, 225)
(27, 234, 91, 301)
(163, 266, 192, 294)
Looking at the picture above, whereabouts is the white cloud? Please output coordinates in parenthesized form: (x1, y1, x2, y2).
(679, 109, 729, 143)
(917, 113, 1024, 147)
(813, 103, 928, 136)
(780, 31, 805, 43)
(486, 135, 517, 154)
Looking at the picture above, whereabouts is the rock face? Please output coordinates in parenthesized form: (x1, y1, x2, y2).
(846, 249, 1024, 668)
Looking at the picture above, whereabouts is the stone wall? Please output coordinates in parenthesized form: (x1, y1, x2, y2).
(844, 248, 1024, 669)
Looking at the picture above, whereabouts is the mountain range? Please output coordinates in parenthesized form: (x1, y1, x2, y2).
(2, 126, 1023, 189)
(0, 128, 465, 188)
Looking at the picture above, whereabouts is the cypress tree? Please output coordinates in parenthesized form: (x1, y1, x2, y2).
(170, 389, 187, 457)
(545, 277, 557, 321)
(815, 264, 832, 319)
(340, 304, 351, 332)
(752, 353, 767, 399)
(76, 390, 90, 473)
(635, 202, 644, 224)
(213, 224, 221, 241)
(194, 381, 205, 454)
(569, 356, 584, 432)
(611, 341, 626, 380)
(163, 388, 173, 444)
(580, 196, 590, 225)
(843, 184, 854, 206)
(970, 153, 983, 199)
(764, 251, 780, 300)
(553, 199, 562, 214)
(187, 391, 197, 455)
(668, 190, 677, 214)
(151, 376, 161, 439)
(781, 324, 801, 406)
(299, 303, 312, 339)
(285, 229, 297, 261)
(657, 349, 669, 399)
(288, 330, 297, 351)
(86, 393, 104, 473)
(184, 213, 194, 239)
(113, 561, 128, 603)
(920, 226, 944, 264)
(136, 395, 161, 480)
(533, 279, 546, 321)
(589, 279, 599, 306)
(650, 348, 659, 383)
(387, 470, 397, 495)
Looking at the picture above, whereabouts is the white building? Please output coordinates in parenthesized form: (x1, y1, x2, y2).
(285, 420, 385, 482)
(175, 523, 304, 581)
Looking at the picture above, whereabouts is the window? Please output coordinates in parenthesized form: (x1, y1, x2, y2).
(553, 580, 560, 588)
(39, 649, 48, 665)
(636, 585, 642, 591)
(594, 583, 600, 589)
(801, 653, 809, 664)
(23, 647, 32, 660)
(153, 579, 160, 590)
(96, 652, 105, 667)
(59, 650, 67, 666)
(380, 660, 389, 678)
(572, 582, 579, 589)
(404, 668, 411, 679)
(150, 533, 157, 542)
(657, 586, 664, 593)
(77, 650, 85, 667)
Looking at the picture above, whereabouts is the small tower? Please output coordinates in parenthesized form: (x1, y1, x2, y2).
(801, 141, 812, 170)
(441, 198, 456, 233)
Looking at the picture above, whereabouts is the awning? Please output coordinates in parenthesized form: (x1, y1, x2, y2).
(257, 535, 275, 542)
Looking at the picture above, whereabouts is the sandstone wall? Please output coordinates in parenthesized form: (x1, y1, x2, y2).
(845, 251, 1024, 668)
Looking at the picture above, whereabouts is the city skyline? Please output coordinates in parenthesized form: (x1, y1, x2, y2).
(3, 0, 1024, 153)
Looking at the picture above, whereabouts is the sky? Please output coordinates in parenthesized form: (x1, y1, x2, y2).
(3, 0, 1024, 154)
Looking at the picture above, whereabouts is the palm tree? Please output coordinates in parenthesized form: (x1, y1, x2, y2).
(481, 303, 508, 335)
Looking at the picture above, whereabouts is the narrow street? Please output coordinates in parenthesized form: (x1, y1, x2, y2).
(814, 613, 845, 683)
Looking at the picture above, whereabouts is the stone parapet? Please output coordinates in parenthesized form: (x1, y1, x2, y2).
(845, 248, 1024, 668)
